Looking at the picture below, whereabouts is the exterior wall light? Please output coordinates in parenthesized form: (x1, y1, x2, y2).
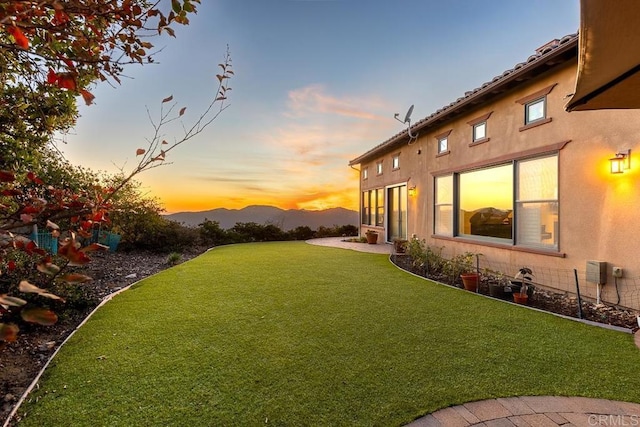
(408, 186, 417, 197)
(610, 149, 631, 174)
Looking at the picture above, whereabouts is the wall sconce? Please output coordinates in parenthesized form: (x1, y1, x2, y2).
(408, 186, 417, 197)
(610, 149, 631, 174)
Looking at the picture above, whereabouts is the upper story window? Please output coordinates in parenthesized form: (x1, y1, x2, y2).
(392, 154, 400, 170)
(516, 83, 556, 131)
(376, 161, 383, 175)
(435, 129, 452, 155)
(362, 167, 368, 180)
(467, 112, 492, 145)
(473, 122, 486, 141)
(525, 98, 546, 124)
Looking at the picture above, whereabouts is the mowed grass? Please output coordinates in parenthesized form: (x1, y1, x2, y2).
(17, 242, 640, 426)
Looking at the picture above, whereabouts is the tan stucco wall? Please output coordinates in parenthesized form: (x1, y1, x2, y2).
(358, 61, 640, 308)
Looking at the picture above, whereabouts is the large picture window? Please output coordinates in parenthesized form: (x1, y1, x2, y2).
(459, 164, 513, 241)
(433, 154, 558, 250)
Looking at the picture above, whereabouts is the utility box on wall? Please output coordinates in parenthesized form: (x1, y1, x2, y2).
(586, 260, 607, 284)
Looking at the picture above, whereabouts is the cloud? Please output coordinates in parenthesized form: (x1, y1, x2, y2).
(285, 84, 390, 121)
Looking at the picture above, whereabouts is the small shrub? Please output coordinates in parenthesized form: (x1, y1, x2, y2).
(166, 252, 182, 266)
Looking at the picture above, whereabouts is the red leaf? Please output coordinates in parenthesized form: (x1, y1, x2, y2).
(57, 74, 76, 90)
(8, 25, 29, 49)
(19, 280, 64, 300)
(8, 260, 16, 271)
(47, 69, 58, 84)
(58, 241, 92, 266)
(21, 308, 58, 326)
(52, 9, 70, 25)
(136, 148, 146, 156)
(162, 95, 173, 103)
(19, 213, 33, 223)
(0, 170, 15, 182)
(0, 324, 19, 342)
(27, 171, 44, 185)
(59, 273, 93, 284)
(81, 243, 109, 252)
(80, 89, 95, 106)
(179, 107, 186, 116)
(1, 189, 21, 196)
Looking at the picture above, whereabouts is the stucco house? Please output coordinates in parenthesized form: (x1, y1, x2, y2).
(349, 33, 640, 310)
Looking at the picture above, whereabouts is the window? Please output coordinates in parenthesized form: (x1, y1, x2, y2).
(362, 189, 384, 226)
(375, 188, 384, 226)
(433, 154, 558, 250)
(392, 154, 400, 170)
(438, 137, 448, 154)
(516, 84, 556, 131)
(434, 175, 453, 236)
(459, 164, 513, 241)
(362, 167, 368, 180)
(467, 112, 492, 144)
(376, 161, 383, 175)
(435, 129, 452, 155)
(473, 122, 486, 142)
(387, 185, 407, 241)
(525, 98, 546, 124)
(516, 155, 558, 249)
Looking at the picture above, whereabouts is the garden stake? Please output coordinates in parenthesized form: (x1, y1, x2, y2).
(574, 269, 583, 319)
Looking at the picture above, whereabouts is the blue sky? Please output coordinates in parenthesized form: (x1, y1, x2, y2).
(60, 0, 580, 213)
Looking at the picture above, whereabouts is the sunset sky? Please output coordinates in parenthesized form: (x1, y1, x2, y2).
(59, 0, 579, 214)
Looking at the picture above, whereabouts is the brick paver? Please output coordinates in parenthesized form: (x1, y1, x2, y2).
(409, 397, 640, 426)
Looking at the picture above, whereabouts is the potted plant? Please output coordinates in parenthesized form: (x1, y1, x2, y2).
(512, 267, 533, 304)
(393, 238, 408, 254)
(488, 271, 509, 299)
(365, 230, 378, 244)
(458, 252, 480, 292)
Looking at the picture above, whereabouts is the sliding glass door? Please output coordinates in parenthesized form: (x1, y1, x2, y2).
(387, 184, 407, 242)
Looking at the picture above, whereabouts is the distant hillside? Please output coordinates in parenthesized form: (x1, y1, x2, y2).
(165, 205, 359, 230)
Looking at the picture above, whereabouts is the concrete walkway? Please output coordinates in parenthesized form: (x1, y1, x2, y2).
(306, 237, 640, 426)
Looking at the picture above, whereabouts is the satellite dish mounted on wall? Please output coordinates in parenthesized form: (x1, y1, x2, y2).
(394, 104, 418, 141)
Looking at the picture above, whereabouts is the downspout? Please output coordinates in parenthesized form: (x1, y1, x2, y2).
(349, 164, 362, 237)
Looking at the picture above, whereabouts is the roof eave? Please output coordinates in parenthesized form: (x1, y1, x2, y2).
(349, 35, 578, 166)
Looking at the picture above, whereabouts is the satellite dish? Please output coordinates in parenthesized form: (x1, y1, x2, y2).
(403, 104, 414, 124)
(394, 104, 418, 141)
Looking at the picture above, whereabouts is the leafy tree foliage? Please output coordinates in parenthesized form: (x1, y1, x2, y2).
(0, 0, 238, 343)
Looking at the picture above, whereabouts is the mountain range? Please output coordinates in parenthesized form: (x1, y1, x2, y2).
(165, 205, 359, 230)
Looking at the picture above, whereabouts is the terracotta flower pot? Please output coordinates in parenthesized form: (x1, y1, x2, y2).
(513, 293, 529, 304)
(460, 273, 479, 292)
(365, 232, 378, 244)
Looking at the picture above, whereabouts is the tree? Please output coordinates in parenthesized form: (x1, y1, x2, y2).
(0, 0, 235, 342)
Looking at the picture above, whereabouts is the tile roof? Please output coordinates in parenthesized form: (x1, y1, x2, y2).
(349, 33, 579, 166)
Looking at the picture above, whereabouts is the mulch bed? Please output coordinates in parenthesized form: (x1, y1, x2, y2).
(1, 248, 205, 424)
(391, 254, 640, 333)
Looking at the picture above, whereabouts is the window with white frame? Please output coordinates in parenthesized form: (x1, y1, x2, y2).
(362, 167, 368, 180)
(467, 112, 491, 144)
(434, 175, 453, 236)
(376, 161, 383, 175)
(433, 154, 558, 250)
(435, 130, 452, 155)
(392, 154, 400, 170)
(473, 122, 486, 142)
(438, 136, 448, 154)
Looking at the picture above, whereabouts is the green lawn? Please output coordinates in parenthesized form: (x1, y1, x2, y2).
(16, 242, 640, 426)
